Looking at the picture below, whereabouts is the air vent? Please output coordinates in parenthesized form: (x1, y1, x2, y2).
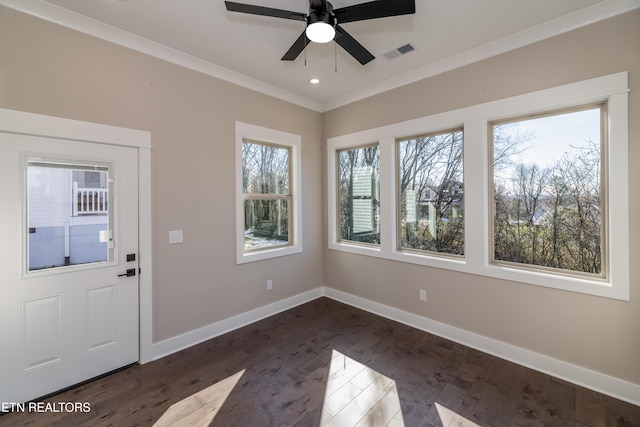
(383, 43, 415, 60)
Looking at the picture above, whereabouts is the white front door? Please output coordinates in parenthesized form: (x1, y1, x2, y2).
(0, 132, 140, 404)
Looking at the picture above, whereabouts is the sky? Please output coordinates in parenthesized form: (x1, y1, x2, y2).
(503, 106, 601, 170)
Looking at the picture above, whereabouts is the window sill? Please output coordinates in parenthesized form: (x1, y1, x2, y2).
(237, 245, 302, 264)
(330, 241, 626, 300)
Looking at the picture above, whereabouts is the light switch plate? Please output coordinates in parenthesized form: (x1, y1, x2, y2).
(169, 230, 183, 244)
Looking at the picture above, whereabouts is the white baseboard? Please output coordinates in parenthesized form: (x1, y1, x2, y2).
(146, 285, 639, 407)
(150, 287, 323, 361)
(323, 287, 640, 407)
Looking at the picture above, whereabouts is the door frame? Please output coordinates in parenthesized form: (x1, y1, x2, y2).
(0, 108, 154, 364)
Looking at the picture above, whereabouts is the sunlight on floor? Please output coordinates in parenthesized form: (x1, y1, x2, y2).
(153, 369, 245, 427)
(150, 353, 482, 426)
(436, 402, 481, 427)
(320, 350, 405, 426)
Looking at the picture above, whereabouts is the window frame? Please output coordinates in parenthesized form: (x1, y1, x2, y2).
(396, 128, 465, 258)
(488, 103, 608, 280)
(235, 122, 302, 264)
(25, 158, 114, 275)
(326, 72, 629, 300)
(242, 138, 293, 252)
(336, 143, 381, 247)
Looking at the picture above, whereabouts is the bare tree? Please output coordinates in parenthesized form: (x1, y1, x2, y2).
(398, 131, 464, 254)
(494, 135, 602, 275)
(242, 141, 290, 242)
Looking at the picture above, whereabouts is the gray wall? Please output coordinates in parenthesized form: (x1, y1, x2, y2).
(0, 6, 324, 342)
(1, 5, 638, 387)
(323, 10, 640, 385)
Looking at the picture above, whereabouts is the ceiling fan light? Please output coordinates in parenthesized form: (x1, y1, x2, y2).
(306, 22, 335, 43)
(306, 12, 335, 43)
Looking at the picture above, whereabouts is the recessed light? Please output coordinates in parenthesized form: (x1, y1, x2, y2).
(309, 78, 320, 85)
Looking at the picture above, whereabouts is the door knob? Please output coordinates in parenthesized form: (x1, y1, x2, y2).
(117, 269, 136, 277)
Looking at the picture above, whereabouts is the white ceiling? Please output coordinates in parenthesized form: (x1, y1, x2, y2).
(2, 0, 638, 111)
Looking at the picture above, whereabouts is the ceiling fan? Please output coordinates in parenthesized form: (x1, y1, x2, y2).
(224, 0, 415, 65)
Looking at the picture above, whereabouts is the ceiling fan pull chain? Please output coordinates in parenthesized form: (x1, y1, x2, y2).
(304, 33, 308, 66)
(334, 40, 337, 73)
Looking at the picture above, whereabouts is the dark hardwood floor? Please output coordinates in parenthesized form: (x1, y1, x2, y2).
(2, 297, 639, 426)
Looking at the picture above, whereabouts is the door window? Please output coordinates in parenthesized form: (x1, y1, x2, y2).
(26, 159, 112, 271)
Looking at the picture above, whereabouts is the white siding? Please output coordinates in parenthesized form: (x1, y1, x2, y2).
(28, 168, 68, 228)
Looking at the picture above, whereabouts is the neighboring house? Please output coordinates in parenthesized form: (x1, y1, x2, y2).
(501, 196, 601, 228)
(531, 203, 552, 226)
(28, 167, 109, 270)
(415, 180, 464, 222)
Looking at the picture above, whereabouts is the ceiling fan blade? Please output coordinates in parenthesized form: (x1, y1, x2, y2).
(335, 25, 375, 65)
(334, 0, 415, 24)
(224, 1, 306, 21)
(281, 31, 307, 61)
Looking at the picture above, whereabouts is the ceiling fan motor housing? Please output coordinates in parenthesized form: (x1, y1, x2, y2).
(308, 0, 334, 24)
(307, 8, 335, 27)
(306, 1, 335, 43)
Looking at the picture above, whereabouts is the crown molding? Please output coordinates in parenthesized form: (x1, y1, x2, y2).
(322, 0, 640, 111)
(1, 0, 637, 113)
(0, 0, 323, 112)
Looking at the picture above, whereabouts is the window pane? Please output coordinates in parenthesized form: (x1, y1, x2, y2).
(27, 162, 110, 271)
(242, 141, 290, 195)
(244, 199, 290, 250)
(492, 106, 603, 275)
(398, 130, 464, 255)
(338, 145, 380, 244)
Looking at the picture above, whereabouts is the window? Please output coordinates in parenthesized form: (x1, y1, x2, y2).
(242, 140, 291, 249)
(27, 160, 112, 271)
(236, 122, 301, 263)
(327, 72, 629, 300)
(490, 106, 605, 277)
(337, 144, 380, 245)
(398, 130, 464, 256)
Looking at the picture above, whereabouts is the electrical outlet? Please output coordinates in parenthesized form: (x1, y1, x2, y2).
(169, 230, 183, 244)
(419, 289, 427, 302)
(267, 280, 273, 291)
